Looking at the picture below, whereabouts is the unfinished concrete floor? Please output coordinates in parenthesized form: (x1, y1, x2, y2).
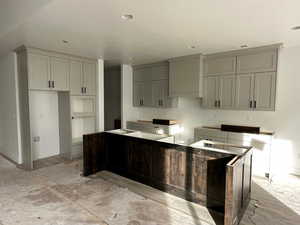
(0, 155, 299, 225)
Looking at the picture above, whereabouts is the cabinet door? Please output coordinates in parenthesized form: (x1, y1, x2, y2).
(127, 140, 152, 179)
(253, 72, 276, 111)
(28, 53, 50, 90)
(169, 58, 200, 97)
(203, 76, 218, 108)
(143, 82, 153, 107)
(152, 147, 171, 184)
(83, 62, 97, 95)
(160, 79, 175, 108)
(235, 74, 253, 110)
(51, 57, 70, 91)
(237, 50, 277, 73)
(219, 75, 236, 109)
(151, 64, 168, 80)
(133, 67, 152, 82)
(169, 151, 186, 189)
(152, 80, 161, 107)
(107, 134, 127, 175)
(70, 60, 83, 95)
(204, 56, 236, 76)
(133, 81, 143, 106)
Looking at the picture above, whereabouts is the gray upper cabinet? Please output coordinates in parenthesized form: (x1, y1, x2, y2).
(235, 73, 254, 110)
(237, 50, 277, 74)
(50, 57, 70, 91)
(70, 60, 83, 95)
(235, 72, 276, 111)
(204, 56, 236, 76)
(28, 53, 50, 90)
(219, 75, 236, 109)
(133, 81, 152, 107)
(202, 75, 235, 109)
(253, 72, 276, 111)
(70, 61, 97, 96)
(133, 62, 177, 108)
(202, 44, 280, 111)
(83, 62, 97, 96)
(203, 76, 218, 108)
(169, 55, 203, 97)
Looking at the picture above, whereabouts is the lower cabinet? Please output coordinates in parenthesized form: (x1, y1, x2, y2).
(127, 139, 153, 179)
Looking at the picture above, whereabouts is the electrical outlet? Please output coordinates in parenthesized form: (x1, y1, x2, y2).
(33, 136, 40, 142)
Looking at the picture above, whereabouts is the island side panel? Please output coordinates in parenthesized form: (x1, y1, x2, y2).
(224, 149, 253, 225)
(83, 132, 107, 176)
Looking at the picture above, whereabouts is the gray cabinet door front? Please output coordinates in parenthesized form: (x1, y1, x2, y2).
(253, 72, 276, 111)
(133, 81, 143, 107)
(51, 57, 70, 91)
(152, 80, 161, 107)
(143, 82, 153, 107)
(203, 76, 218, 108)
(219, 75, 236, 109)
(235, 74, 253, 110)
(70, 60, 83, 95)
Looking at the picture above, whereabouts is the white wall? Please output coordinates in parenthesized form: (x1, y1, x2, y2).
(0, 52, 22, 163)
(29, 91, 60, 160)
(121, 64, 139, 129)
(97, 59, 105, 132)
(121, 46, 300, 175)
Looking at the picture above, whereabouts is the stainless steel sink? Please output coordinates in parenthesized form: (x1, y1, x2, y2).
(106, 129, 135, 135)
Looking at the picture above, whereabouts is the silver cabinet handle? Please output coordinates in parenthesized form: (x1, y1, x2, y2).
(250, 100, 253, 108)
(81, 87, 84, 93)
(218, 100, 221, 108)
(158, 100, 161, 106)
(48, 80, 51, 88)
(85, 87, 87, 93)
(254, 100, 257, 108)
(52, 81, 55, 88)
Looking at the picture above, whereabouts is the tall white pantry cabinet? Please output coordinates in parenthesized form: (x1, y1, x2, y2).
(15, 46, 98, 170)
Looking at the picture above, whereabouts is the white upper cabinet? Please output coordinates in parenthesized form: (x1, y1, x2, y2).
(70, 60, 83, 95)
(151, 64, 169, 80)
(204, 56, 236, 76)
(133, 81, 152, 107)
(169, 55, 203, 97)
(28, 53, 50, 90)
(237, 50, 277, 74)
(83, 62, 97, 96)
(50, 57, 70, 91)
(133, 67, 152, 82)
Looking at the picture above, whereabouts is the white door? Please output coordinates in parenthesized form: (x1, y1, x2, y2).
(29, 91, 60, 160)
(203, 76, 218, 108)
(83, 62, 97, 95)
(253, 72, 276, 111)
(70, 60, 83, 95)
(235, 74, 254, 110)
(28, 53, 50, 90)
(51, 57, 70, 91)
(219, 75, 236, 109)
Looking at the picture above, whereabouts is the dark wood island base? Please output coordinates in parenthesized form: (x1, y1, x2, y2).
(83, 132, 253, 225)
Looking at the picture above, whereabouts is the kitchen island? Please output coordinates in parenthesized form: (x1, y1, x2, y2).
(83, 129, 253, 225)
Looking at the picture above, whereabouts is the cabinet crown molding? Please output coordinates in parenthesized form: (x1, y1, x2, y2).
(204, 43, 283, 59)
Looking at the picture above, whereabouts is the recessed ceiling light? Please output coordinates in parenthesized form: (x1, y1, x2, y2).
(291, 26, 300, 30)
(240, 44, 248, 48)
(121, 14, 134, 20)
(189, 45, 196, 49)
(62, 40, 69, 44)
